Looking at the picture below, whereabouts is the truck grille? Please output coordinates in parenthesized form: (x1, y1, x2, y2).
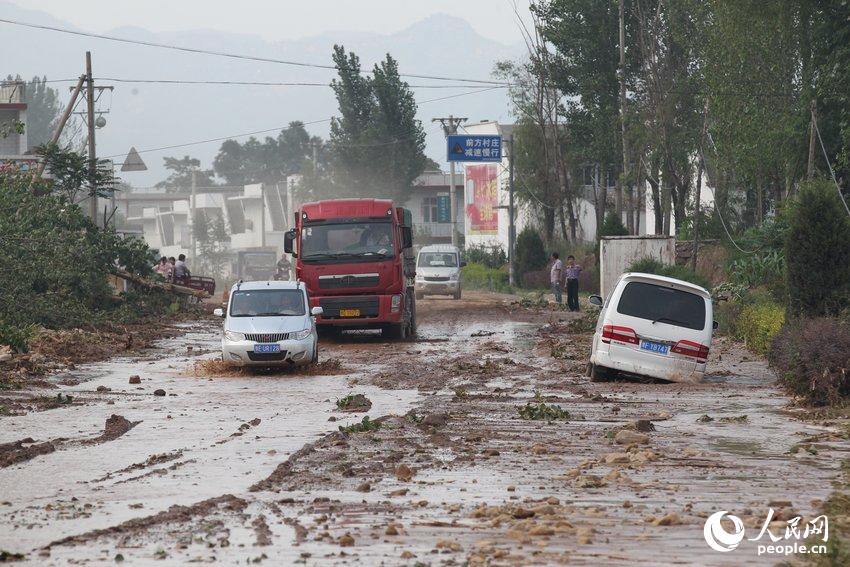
(318, 273, 380, 290)
(424, 276, 450, 282)
(319, 297, 380, 319)
(244, 333, 291, 342)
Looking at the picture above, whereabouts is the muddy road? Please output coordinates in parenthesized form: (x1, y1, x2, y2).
(0, 291, 846, 565)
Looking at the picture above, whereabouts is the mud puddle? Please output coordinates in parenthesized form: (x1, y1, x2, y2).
(3, 292, 849, 565)
(0, 321, 419, 562)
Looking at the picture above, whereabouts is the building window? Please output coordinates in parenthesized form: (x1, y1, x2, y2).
(422, 196, 438, 223)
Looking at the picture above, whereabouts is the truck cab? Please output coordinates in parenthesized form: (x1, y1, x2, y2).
(284, 198, 416, 339)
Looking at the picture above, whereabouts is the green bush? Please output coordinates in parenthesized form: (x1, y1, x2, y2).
(461, 262, 511, 293)
(0, 322, 36, 353)
(628, 257, 664, 274)
(736, 302, 785, 355)
(785, 180, 850, 318)
(626, 257, 710, 289)
(727, 250, 785, 300)
(600, 211, 629, 236)
(462, 244, 506, 269)
(515, 227, 548, 277)
(770, 317, 850, 405)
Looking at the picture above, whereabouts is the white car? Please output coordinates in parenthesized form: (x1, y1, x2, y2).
(414, 244, 465, 300)
(213, 281, 322, 366)
(587, 273, 716, 383)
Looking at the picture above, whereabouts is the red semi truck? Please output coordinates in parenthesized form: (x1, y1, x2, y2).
(283, 198, 417, 338)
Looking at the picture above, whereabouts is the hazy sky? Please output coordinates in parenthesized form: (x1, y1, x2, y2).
(8, 0, 532, 43)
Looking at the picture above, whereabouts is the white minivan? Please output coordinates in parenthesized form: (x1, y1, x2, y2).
(213, 281, 322, 366)
(587, 273, 715, 383)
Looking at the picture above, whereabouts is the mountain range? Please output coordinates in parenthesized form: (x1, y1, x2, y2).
(1, 1, 524, 186)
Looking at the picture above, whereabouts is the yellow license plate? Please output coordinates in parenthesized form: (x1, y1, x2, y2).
(339, 308, 361, 317)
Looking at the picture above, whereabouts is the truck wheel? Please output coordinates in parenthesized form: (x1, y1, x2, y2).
(384, 323, 407, 340)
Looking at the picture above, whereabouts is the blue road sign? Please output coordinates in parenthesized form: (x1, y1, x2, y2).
(447, 134, 502, 162)
(436, 193, 451, 223)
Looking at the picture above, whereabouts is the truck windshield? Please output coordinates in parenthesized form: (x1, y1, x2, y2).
(229, 290, 305, 317)
(418, 252, 458, 267)
(300, 221, 395, 261)
(616, 282, 706, 331)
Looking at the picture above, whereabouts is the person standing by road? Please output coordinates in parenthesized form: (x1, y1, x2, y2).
(549, 252, 563, 305)
(564, 255, 582, 312)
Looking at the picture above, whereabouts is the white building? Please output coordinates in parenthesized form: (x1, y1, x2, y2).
(0, 81, 33, 169)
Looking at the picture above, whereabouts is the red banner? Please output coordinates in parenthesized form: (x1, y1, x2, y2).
(465, 164, 498, 235)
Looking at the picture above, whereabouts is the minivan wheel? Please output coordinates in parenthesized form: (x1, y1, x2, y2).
(311, 343, 319, 364)
(589, 364, 610, 382)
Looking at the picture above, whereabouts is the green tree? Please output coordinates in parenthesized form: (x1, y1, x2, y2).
(213, 121, 319, 185)
(24, 76, 62, 149)
(193, 211, 230, 278)
(328, 45, 428, 202)
(156, 156, 215, 192)
(35, 143, 115, 203)
(535, 0, 627, 234)
(4, 75, 63, 149)
(600, 211, 629, 236)
(785, 180, 850, 318)
(515, 227, 548, 279)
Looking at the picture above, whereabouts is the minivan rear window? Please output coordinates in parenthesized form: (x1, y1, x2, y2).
(616, 281, 706, 330)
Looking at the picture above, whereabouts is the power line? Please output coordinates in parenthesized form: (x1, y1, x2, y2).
(94, 77, 506, 89)
(103, 86, 502, 161)
(0, 17, 510, 86)
(813, 119, 850, 216)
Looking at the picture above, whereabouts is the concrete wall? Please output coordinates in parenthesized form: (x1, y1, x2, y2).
(599, 236, 676, 298)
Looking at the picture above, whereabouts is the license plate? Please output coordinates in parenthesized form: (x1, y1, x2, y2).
(640, 340, 669, 355)
(339, 308, 361, 317)
(254, 343, 281, 353)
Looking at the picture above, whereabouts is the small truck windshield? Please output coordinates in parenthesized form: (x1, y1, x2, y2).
(300, 222, 395, 260)
(418, 252, 458, 267)
(229, 290, 305, 317)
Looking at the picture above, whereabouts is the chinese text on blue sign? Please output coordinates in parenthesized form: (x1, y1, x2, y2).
(447, 135, 502, 162)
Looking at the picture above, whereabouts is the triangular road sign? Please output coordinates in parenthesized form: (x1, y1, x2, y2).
(121, 146, 147, 172)
(451, 142, 464, 155)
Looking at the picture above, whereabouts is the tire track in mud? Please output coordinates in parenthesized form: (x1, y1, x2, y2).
(0, 414, 140, 468)
(44, 494, 248, 549)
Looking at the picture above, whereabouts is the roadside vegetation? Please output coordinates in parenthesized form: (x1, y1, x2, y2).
(0, 144, 178, 366)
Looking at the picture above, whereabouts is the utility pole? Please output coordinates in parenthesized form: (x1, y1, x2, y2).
(85, 52, 98, 226)
(617, 0, 629, 230)
(507, 133, 516, 288)
(35, 75, 85, 179)
(807, 99, 817, 180)
(260, 182, 266, 248)
(432, 115, 467, 247)
(190, 168, 197, 259)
